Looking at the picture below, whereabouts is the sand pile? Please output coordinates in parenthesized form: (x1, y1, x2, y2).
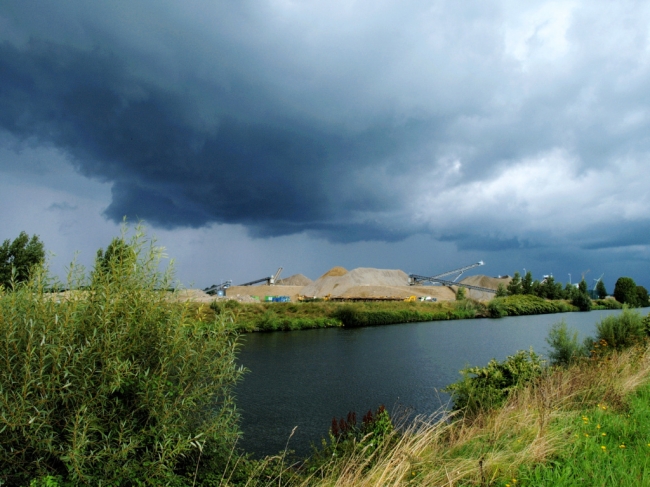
(301, 267, 410, 298)
(320, 266, 348, 278)
(277, 274, 313, 286)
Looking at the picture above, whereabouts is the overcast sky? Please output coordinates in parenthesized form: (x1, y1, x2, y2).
(1, 0, 649, 290)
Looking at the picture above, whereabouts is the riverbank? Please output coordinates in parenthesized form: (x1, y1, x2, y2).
(234, 310, 650, 486)
(190, 294, 623, 332)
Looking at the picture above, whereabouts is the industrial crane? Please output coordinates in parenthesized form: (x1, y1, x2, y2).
(408, 261, 496, 294)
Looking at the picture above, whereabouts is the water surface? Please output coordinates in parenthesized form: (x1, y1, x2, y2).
(236, 308, 644, 456)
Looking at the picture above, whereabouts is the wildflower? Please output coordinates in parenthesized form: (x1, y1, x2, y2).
(596, 424, 601, 429)
(619, 444, 626, 449)
(602, 433, 606, 436)
(584, 434, 589, 437)
(601, 446, 606, 451)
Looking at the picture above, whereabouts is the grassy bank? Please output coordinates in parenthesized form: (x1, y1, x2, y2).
(197, 299, 488, 332)
(190, 294, 589, 332)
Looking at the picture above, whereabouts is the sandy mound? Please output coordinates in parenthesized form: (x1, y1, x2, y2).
(277, 274, 313, 286)
(320, 266, 348, 278)
(302, 267, 410, 298)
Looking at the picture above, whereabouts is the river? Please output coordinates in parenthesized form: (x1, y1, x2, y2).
(235, 308, 646, 457)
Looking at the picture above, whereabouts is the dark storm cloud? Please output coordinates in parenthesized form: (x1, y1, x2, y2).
(0, 39, 418, 236)
(1, 0, 650, 256)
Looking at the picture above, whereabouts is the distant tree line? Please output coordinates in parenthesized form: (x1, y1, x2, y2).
(496, 271, 649, 309)
(0, 232, 45, 289)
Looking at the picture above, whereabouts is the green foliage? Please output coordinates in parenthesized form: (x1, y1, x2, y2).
(455, 286, 466, 300)
(332, 302, 479, 327)
(507, 271, 522, 295)
(636, 285, 649, 307)
(613, 277, 638, 306)
(596, 279, 608, 299)
(643, 313, 650, 336)
(546, 321, 589, 366)
(522, 271, 533, 295)
(538, 276, 564, 300)
(591, 298, 623, 310)
(495, 283, 508, 297)
(488, 294, 576, 318)
(0, 227, 244, 486)
(578, 278, 588, 294)
(571, 290, 592, 312)
(594, 308, 645, 351)
(444, 349, 545, 415)
(0, 231, 45, 289)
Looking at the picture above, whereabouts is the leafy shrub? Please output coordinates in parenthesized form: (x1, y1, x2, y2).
(594, 308, 646, 351)
(592, 299, 623, 310)
(0, 227, 244, 486)
(546, 321, 589, 366)
(444, 349, 545, 415)
(487, 295, 576, 318)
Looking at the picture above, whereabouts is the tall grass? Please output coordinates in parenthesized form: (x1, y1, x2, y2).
(0, 227, 244, 486)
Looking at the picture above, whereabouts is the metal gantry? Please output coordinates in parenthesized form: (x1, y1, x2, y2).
(408, 261, 496, 294)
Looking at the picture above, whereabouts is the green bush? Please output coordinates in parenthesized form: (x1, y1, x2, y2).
(546, 321, 589, 366)
(487, 295, 576, 318)
(444, 349, 545, 415)
(594, 307, 646, 351)
(0, 228, 244, 486)
(592, 299, 623, 310)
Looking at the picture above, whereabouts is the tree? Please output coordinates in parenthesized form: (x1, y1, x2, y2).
(0, 231, 45, 289)
(596, 279, 607, 299)
(613, 277, 638, 306)
(637, 286, 650, 308)
(522, 271, 533, 295)
(507, 271, 522, 295)
(495, 283, 508, 297)
(456, 286, 466, 300)
(578, 278, 588, 294)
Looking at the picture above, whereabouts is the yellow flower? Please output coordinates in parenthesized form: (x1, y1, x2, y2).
(620, 444, 626, 449)
(602, 433, 606, 436)
(596, 424, 601, 429)
(601, 446, 606, 450)
(585, 433, 589, 437)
